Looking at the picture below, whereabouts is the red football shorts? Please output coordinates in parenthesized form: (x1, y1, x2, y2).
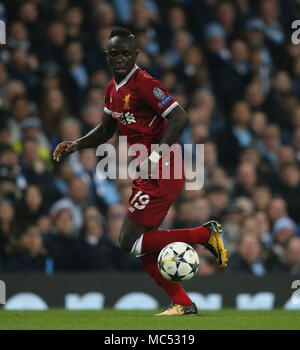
(126, 150, 185, 227)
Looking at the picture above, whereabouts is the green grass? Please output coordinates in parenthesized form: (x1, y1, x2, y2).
(0, 309, 300, 330)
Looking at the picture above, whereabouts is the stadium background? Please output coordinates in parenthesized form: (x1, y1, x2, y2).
(0, 0, 300, 309)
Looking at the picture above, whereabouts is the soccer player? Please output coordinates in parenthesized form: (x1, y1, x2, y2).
(53, 28, 227, 316)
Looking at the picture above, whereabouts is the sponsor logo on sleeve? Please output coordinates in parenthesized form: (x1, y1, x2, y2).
(158, 95, 173, 108)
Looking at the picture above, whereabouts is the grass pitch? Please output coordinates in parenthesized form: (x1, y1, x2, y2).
(0, 309, 300, 330)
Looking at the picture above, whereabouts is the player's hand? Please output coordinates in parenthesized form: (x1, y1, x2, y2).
(53, 141, 79, 162)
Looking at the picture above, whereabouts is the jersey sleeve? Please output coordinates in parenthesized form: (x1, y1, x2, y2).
(104, 83, 112, 115)
(138, 76, 179, 118)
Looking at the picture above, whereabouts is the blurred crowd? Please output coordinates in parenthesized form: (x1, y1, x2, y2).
(0, 0, 300, 276)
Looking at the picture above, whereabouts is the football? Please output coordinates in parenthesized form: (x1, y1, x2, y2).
(157, 242, 200, 282)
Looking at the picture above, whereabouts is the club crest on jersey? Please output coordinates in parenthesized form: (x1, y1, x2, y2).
(153, 87, 165, 99)
(124, 94, 131, 110)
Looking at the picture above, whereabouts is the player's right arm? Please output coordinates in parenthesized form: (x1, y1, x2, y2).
(53, 112, 117, 162)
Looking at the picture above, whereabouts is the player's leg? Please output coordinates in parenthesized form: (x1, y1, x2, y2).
(139, 221, 227, 268)
(123, 217, 226, 268)
(119, 216, 194, 311)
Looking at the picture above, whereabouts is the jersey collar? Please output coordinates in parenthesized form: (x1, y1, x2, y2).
(115, 64, 138, 91)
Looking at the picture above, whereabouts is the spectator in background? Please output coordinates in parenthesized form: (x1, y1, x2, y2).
(0, 145, 27, 190)
(7, 94, 31, 143)
(216, 0, 237, 40)
(60, 40, 89, 115)
(19, 137, 59, 205)
(54, 161, 74, 197)
(222, 203, 243, 254)
(37, 65, 61, 103)
(230, 101, 253, 149)
(76, 214, 107, 271)
(18, 1, 42, 47)
(232, 162, 258, 198)
(63, 6, 85, 41)
(211, 38, 252, 111)
(172, 199, 197, 229)
(203, 140, 219, 180)
(255, 210, 272, 248)
(293, 127, 300, 162)
(58, 117, 82, 165)
(197, 255, 218, 276)
(276, 146, 296, 169)
(208, 165, 232, 191)
(234, 196, 255, 218)
(204, 22, 230, 64)
(39, 88, 69, 148)
(4, 224, 49, 272)
(19, 117, 52, 170)
(284, 237, 300, 275)
(0, 122, 11, 148)
(2, 80, 26, 113)
(92, 2, 116, 29)
(251, 185, 272, 212)
(264, 71, 294, 129)
(228, 232, 266, 275)
(257, 123, 281, 168)
(258, 0, 285, 46)
(44, 208, 78, 271)
(244, 17, 273, 71)
(7, 21, 30, 51)
(37, 21, 67, 64)
(80, 103, 103, 134)
(206, 186, 230, 221)
(85, 27, 111, 72)
(277, 163, 300, 224)
(0, 62, 9, 101)
(16, 185, 47, 228)
(161, 29, 193, 70)
(217, 101, 252, 171)
(8, 49, 39, 99)
(0, 198, 17, 257)
(50, 175, 91, 234)
(191, 196, 212, 226)
(268, 196, 289, 226)
(244, 80, 266, 111)
(271, 216, 296, 264)
(250, 111, 267, 147)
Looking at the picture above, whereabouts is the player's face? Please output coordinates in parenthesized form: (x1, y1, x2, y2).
(106, 36, 138, 81)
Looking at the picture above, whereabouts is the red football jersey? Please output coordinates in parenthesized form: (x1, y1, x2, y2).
(104, 66, 184, 227)
(104, 65, 179, 151)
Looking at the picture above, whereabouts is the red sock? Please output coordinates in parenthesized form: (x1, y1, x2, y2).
(139, 253, 193, 306)
(141, 226, 210, 254)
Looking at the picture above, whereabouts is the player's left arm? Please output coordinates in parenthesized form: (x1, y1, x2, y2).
(159, 105, 189, 147)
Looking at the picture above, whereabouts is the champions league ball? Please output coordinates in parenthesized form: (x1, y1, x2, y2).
(157, 242, 200, 282)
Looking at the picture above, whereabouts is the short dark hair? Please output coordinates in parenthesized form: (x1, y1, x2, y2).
(109, 27, 134, 39)
(108, 27, 137, 50)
